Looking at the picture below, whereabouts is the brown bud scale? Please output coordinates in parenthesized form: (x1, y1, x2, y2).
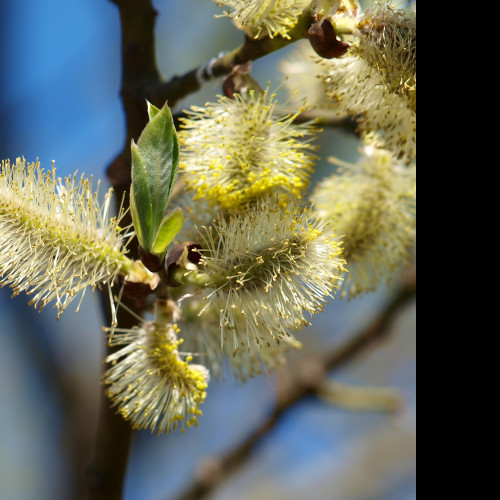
(308, 20, 350, 59)
(139, 247, 164, 273)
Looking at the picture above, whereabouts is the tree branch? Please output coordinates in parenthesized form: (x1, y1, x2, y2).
(146, 8, 315, 110)
(87, 1, 161, 499)
(176, 268, 416, 500)
(293, 109, 359, 132)
(106, 0, 161, 191)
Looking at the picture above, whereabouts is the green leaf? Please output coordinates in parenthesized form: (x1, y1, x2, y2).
(137, 102, 180, 243)
(131, 140, 153, 249)
(151, 208, 184, 260)
(130, 102, 180, 253)
(129, 184, 142, 244)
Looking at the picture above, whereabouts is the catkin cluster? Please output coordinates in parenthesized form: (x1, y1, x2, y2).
(177, 86, 346, 380)
(1, 0, 417, 435)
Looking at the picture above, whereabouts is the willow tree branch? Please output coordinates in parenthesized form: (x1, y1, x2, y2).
(293, 109, 359, 132)
(145, 8, 315, 110)
(87, 1, 161, 500)
(176, 268, 417, 500)
(106, 0, 161, 191)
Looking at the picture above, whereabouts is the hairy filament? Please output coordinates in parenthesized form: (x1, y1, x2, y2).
(105, 321, 209, 434)
(312, 146, 416, 298)
(0, 158, 131, 318)
(178, 297, 303, 381)
(197, 201, 345, 351)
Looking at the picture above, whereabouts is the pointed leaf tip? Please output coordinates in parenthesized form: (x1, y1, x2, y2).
(147, 101, 161, 121)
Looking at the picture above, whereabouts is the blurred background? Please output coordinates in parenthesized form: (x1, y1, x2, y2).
(0, 1, 416, 499)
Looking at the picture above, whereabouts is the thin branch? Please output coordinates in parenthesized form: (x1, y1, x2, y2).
(145, 8, 315, 110)
(293, 109, 359, 132)
(176, 268, 416, 500)
(106, 0, 161, 192)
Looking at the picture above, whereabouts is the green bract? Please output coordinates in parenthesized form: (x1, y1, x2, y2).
(130, 102, 181, 261)
(151, 208, 184, 257)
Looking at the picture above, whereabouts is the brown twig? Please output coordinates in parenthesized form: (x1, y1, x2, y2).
(86, 1, 161, 499)
(106, 0, 161, 192)
(176, 268, 416, 500)
(145, 8, 315, 111)
(293, 109, 359, 133)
